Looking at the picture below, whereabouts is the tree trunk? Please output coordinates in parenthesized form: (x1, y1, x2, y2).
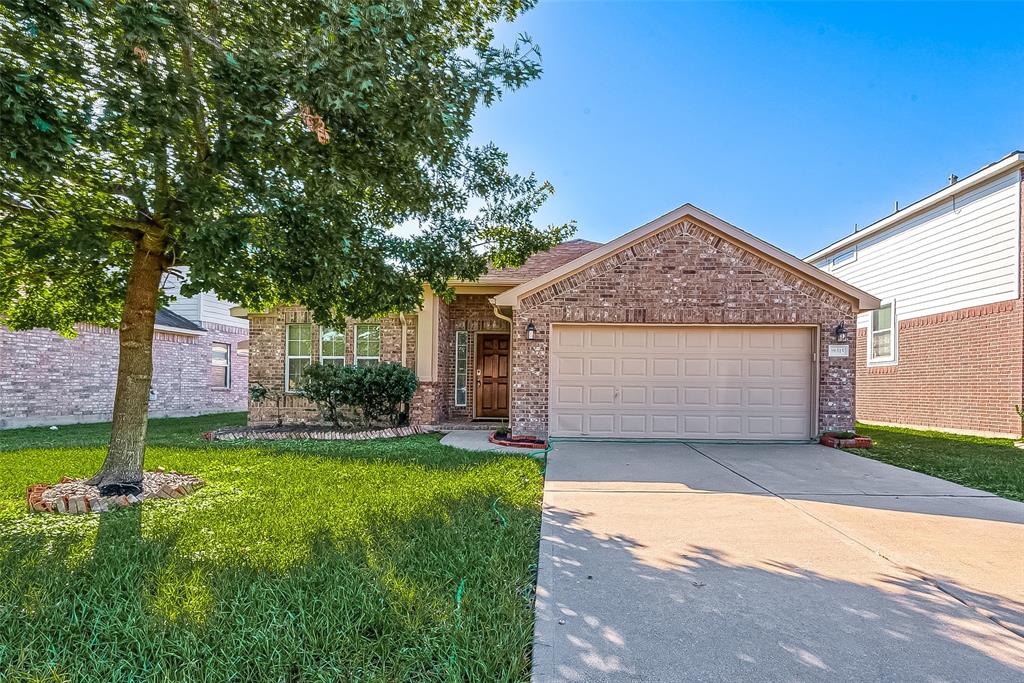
(88, 238, 166, 492)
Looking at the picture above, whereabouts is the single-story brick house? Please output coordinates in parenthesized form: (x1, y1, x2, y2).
(241, 204, 879, 439)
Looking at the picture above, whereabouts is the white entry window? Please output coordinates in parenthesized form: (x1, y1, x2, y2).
(868, 301, 896, 364)
(454, 330, 469, 406)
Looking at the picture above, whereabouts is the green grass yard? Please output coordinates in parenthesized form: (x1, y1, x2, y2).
(854, 422, 1024, 502)
(0, 413, 543, 682)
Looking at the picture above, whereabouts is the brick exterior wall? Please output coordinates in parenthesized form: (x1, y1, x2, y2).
(510, 218, 858, 437)
(247, 296, 510, 425)
(854, 301, 1024, 437)
(440, 295, 511, 420)
(0, 322, 248, 428)
(247, 306, 420, 425)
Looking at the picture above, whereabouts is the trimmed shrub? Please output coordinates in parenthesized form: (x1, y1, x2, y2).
(300, 362, 417, 427)
(360, 362, 419, 426)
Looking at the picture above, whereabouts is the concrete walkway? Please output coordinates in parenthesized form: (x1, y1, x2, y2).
(534, 441, 1024, 682)
(439, 429, 540, 454)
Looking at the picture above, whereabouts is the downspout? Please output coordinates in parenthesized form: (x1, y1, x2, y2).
(398, 312, 408, 367)
(489, 300, 514, 329)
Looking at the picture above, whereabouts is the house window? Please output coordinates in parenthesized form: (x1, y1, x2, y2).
(320, 328, 346, 366)
(454, 330, 468, 407)
(868, 300, 896, 364)
(286, 323, 312, 391)
(354, 323, 381, 366)
(830, 247, 857, 270)
(211, 342, 230, 388)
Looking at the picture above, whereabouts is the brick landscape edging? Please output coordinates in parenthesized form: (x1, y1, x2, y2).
(26, 468, 204, 514)
(207, 425, 424, 441)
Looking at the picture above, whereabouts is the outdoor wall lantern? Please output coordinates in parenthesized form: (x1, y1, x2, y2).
(526, 321, 537, 340)
(833, 321, 849, 343)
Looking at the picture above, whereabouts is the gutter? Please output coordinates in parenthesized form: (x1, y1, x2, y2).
(807, 151, 1024, 262)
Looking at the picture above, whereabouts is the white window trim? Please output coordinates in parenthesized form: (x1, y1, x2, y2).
(354, 323, 382, 366)
(454, 330, 468, 407)
(829, 247, 857, 271)
(211, 342, 231, 389)
(320, 327, 347, 366)
(285, 324, 312, 393)
(867, 298, 897, 365)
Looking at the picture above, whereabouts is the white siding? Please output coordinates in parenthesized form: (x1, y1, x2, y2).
(161, 272, 200, 322)
(197, 291, 248, 329)
(815, 170, 1021, 326)
(160, 268, 248, 330)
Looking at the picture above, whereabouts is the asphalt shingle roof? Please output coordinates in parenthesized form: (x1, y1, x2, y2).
(155, 308, 206, 332)
(476, 239, 603, 284)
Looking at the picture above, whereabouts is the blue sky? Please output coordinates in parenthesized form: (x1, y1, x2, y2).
(471, 1, 1024, 256)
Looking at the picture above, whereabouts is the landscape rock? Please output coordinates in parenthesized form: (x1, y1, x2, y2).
(28, 469, 205, 515)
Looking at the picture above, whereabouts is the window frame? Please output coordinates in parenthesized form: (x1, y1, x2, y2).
(454, 330, 469, 407)
(867, 299, 897, 365)
(211, 342, 231, 389)
(319, 327, 347, 367)
(285, 323, 313, 393)
(829, 247, 857, 270)
(354, 323, 382, 367)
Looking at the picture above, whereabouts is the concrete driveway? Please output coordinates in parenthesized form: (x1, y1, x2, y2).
(533, 441, 1024, 682)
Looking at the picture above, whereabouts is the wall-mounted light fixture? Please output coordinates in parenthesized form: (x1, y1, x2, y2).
(833, 321, 848, 343)
(526, 321, 536, 340)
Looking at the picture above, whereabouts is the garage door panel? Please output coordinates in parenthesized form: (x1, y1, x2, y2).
(587, 414, 615, 434)
(621, 414, 648, 433)
(550, 325, 814, 440)
(620, 386, 647, 404)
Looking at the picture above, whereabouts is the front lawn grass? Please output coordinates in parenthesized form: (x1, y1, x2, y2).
(0, 414, 543, 682)
(853, 422, 1024, 502)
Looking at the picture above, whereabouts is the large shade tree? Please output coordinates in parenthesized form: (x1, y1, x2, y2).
(1, 0, 572, 493)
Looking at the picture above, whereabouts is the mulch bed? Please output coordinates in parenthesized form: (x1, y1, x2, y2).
(489, 432, 548, 449)
(819, 432, 873, 449)
(27, 468, 204, 514)
(205, 424, 425, 442)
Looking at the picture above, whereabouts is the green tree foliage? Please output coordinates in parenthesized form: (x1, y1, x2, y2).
(0, 0, 571, 486)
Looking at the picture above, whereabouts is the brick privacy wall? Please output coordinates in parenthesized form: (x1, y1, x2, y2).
(510, 218, 858, 437)
(0, 322, 248, 428)
(247, 306, 420, 424)
(855, 300, 1024, 438)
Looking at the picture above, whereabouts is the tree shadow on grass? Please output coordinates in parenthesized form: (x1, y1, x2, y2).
(533, 505, 1024, 682)
(0, 479, 540, 683)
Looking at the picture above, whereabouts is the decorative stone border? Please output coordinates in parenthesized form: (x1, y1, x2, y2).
(488, 432, 548, 449)
(819, 433, 873, 449)
(26, 468, 204, 514)
(205, 425, 424, 442)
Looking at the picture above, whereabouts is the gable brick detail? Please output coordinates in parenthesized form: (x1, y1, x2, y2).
(510, 219, 858, 437)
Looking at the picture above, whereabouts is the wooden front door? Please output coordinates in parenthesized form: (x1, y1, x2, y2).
(476, 334, 510, 418)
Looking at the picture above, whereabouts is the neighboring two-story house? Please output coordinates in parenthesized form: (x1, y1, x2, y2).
(808, 151, 1024, 437)
(0, 270, 248, 428)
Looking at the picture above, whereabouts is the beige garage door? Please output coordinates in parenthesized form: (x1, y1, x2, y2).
(549, 325, 815, 440)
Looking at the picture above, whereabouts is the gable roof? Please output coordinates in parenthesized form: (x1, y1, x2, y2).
(155, 308, 206, 335)
(807, 150, 1024, 262)
(469, 239, 603, 285)
(492, 203, 880, 312)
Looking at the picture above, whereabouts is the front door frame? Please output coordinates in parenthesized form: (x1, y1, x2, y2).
(475, 332, 511, 419)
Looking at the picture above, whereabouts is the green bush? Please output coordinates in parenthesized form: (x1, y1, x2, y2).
(361, 362, 419, 426)
(300, 362, 417, 427)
